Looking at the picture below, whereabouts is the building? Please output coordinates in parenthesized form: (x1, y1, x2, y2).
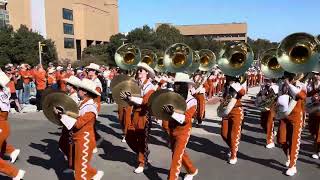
(7, 0, 119, 61)
(156, 22, 247, 42)
(0, 0, 9, 28)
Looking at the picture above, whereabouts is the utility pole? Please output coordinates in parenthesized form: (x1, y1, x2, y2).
(38, 41, 46, 64)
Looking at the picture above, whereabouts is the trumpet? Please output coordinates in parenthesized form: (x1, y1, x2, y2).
(277, 32, 320, 73)
(260, 48, 284, 78)
(217, 41, 254, 76)
(141, 49, 157, 68)
(164, 43, 193, 73)
(115, 43, 141, 70)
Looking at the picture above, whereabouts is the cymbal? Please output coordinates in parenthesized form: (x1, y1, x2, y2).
(147, 89, 170, 109)
(150, 91, 186, 120)
(112, 80, 141, 107)
(43, 92, 79, 126)
(41, 88, 65, 106)
(110, 74, 132, 90)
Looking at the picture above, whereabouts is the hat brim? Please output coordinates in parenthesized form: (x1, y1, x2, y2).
(85, 67, 102, 73)
(78, 84, 101, 96)
(137, 66, 155, 78)
(64, 79, 80, 87)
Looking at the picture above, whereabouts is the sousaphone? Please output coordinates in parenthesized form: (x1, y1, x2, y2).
(115, 43, 141, 70)
(198, 49, 216, 72)
(261, 48, 284, 78)
(141, 49, 157, 68)
(164, 43, 193, 73)
(155, 51, 166, 73)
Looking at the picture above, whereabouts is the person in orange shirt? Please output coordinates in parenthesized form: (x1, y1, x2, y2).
(5, 69, 21, 112)
(162, 73, 198, 180)
(218, 75, 246, 165)
(33, 64, 47, 111)
(47, 68, 58, 90)
(19, 64, 32, 104)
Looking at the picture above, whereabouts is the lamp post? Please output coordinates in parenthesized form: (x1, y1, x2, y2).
(38, 41, 46, 64)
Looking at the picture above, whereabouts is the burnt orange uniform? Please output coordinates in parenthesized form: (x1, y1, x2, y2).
(192, 85, 206, 125)
(221, 87, 246, 160)
(307, 86, 320, 154)
(277, 83, 306, 168)
(168, 93, 198, 180)
(118, 105, 133, 136)
(125, 79, 154, 167)
(60, 98, 98, 179)
(0, 89, 20, 178)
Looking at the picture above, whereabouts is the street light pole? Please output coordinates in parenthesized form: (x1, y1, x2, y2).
(38, 41, 42, 65)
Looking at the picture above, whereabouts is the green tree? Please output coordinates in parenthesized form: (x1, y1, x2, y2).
(0, 26, 14, 67)
(248, 37, 279, 60)
(154, 24, 184, 50)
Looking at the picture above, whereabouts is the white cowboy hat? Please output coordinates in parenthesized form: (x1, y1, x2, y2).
(48, 68, 55, 74)
(137, 62, 155, 78)
(56, 66, 63, 71)
(0, 71, 10, 88)
(85, 63, 102, 72)
(76, 69, 83, 74)
(64, 76, 81, 88)
(174, 72, 195, 86)
(78, 78, 101, 96)
(312, 71, 319, 74)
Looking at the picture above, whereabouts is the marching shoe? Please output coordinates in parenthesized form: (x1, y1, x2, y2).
(121, 137, 126, 143)
(228, 158, 237, 165)
(311, 152, 319, 159)
(134, 166, 144, 174)
(266, 143, 275, 149)
(92, 148, 98, 154)
(10, 149, 20, 163)
(285, 157, 290, 167)
(184, 169, 198, 180)
(13, 170, 25, 180)
(92, 170, 104, 180)
(285, 166, 297, 176)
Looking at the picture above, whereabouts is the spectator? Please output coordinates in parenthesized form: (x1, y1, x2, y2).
(33, 64, 47, 111)
(47, 68, 58, 90)
(19, 64, 32, 104)
(5, 68, 22, 112)
(15, 66, 23, 104)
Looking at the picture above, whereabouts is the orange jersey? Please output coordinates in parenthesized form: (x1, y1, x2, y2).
(34, 70, 47, 90)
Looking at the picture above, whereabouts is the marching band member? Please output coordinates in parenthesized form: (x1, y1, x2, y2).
(53, 78, 104, 180)
(218, 75, 246, 165)
(192, 73, 206, 126)
(307, 71, 320, 159)
(256, 78, 279, 148)
(0, 71, 25, 180)
(58, 76, 81, 170)
(162, 72, 198, 180)
(119, 62, 155, 174)
(277, 71, 307, 176)
(85, 63, 103, 150)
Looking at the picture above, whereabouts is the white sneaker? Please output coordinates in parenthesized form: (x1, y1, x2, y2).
(184, 169, 198, 180)
(121, 137, 126, 143)
(10, 149, 20, 163)
(228, 158, 237, 165)
(92, 170, 104, 180)
(285, 158, 290, 167)
(92, 148, 98, 154)
(13, 170, 25, 180)
(266, 143, 275, 149)
(227, 151, 231, 158)
(134, 166, 144, 174)
(285, 166, 297, 176)
(311, 153, 319, 159)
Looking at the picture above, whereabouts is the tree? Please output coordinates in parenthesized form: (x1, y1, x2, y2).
(248, 37, 279, 60)
(0, 25, 57, 67)
(154, 24, 184, 50)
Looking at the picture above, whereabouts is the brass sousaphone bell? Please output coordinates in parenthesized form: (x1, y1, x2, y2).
(217, 41, 254, 76)
(198, 49, 216, 72)
(261, 48, 284, 78)
(141, 49, 157, 68)
(185, 50, 200, 74)
(155, 51, 166, 73)
(277, 32, 320, 73)
(149, 90, 186, 120)
(115, 43, 141, 70)
(43, 92, 79, 126)
(164, 43, 193, 73)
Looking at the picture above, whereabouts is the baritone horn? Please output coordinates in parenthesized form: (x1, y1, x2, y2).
(141, 49, 157, 68)
(164, 43, 193, 73)
(198, 49, 216, 71)
(115, 43, 141, 70)
(217, 41, 254, 76)
(261, 48, 284, 78)
(277, 32, 320, 73)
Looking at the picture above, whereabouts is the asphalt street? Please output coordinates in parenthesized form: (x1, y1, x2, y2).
(1, 87, 319, 180)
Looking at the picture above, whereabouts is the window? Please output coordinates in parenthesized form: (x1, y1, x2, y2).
(63, 8, 73, 21)
(64, 38, 74, 49)
(63, 23, 74, 35)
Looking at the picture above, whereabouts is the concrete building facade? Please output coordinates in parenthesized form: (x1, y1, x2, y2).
(7, 0, 119, 62)
(156, 23, 247, 42)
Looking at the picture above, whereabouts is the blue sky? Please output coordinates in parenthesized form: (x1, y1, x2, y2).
(119, 0, 319, 42)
